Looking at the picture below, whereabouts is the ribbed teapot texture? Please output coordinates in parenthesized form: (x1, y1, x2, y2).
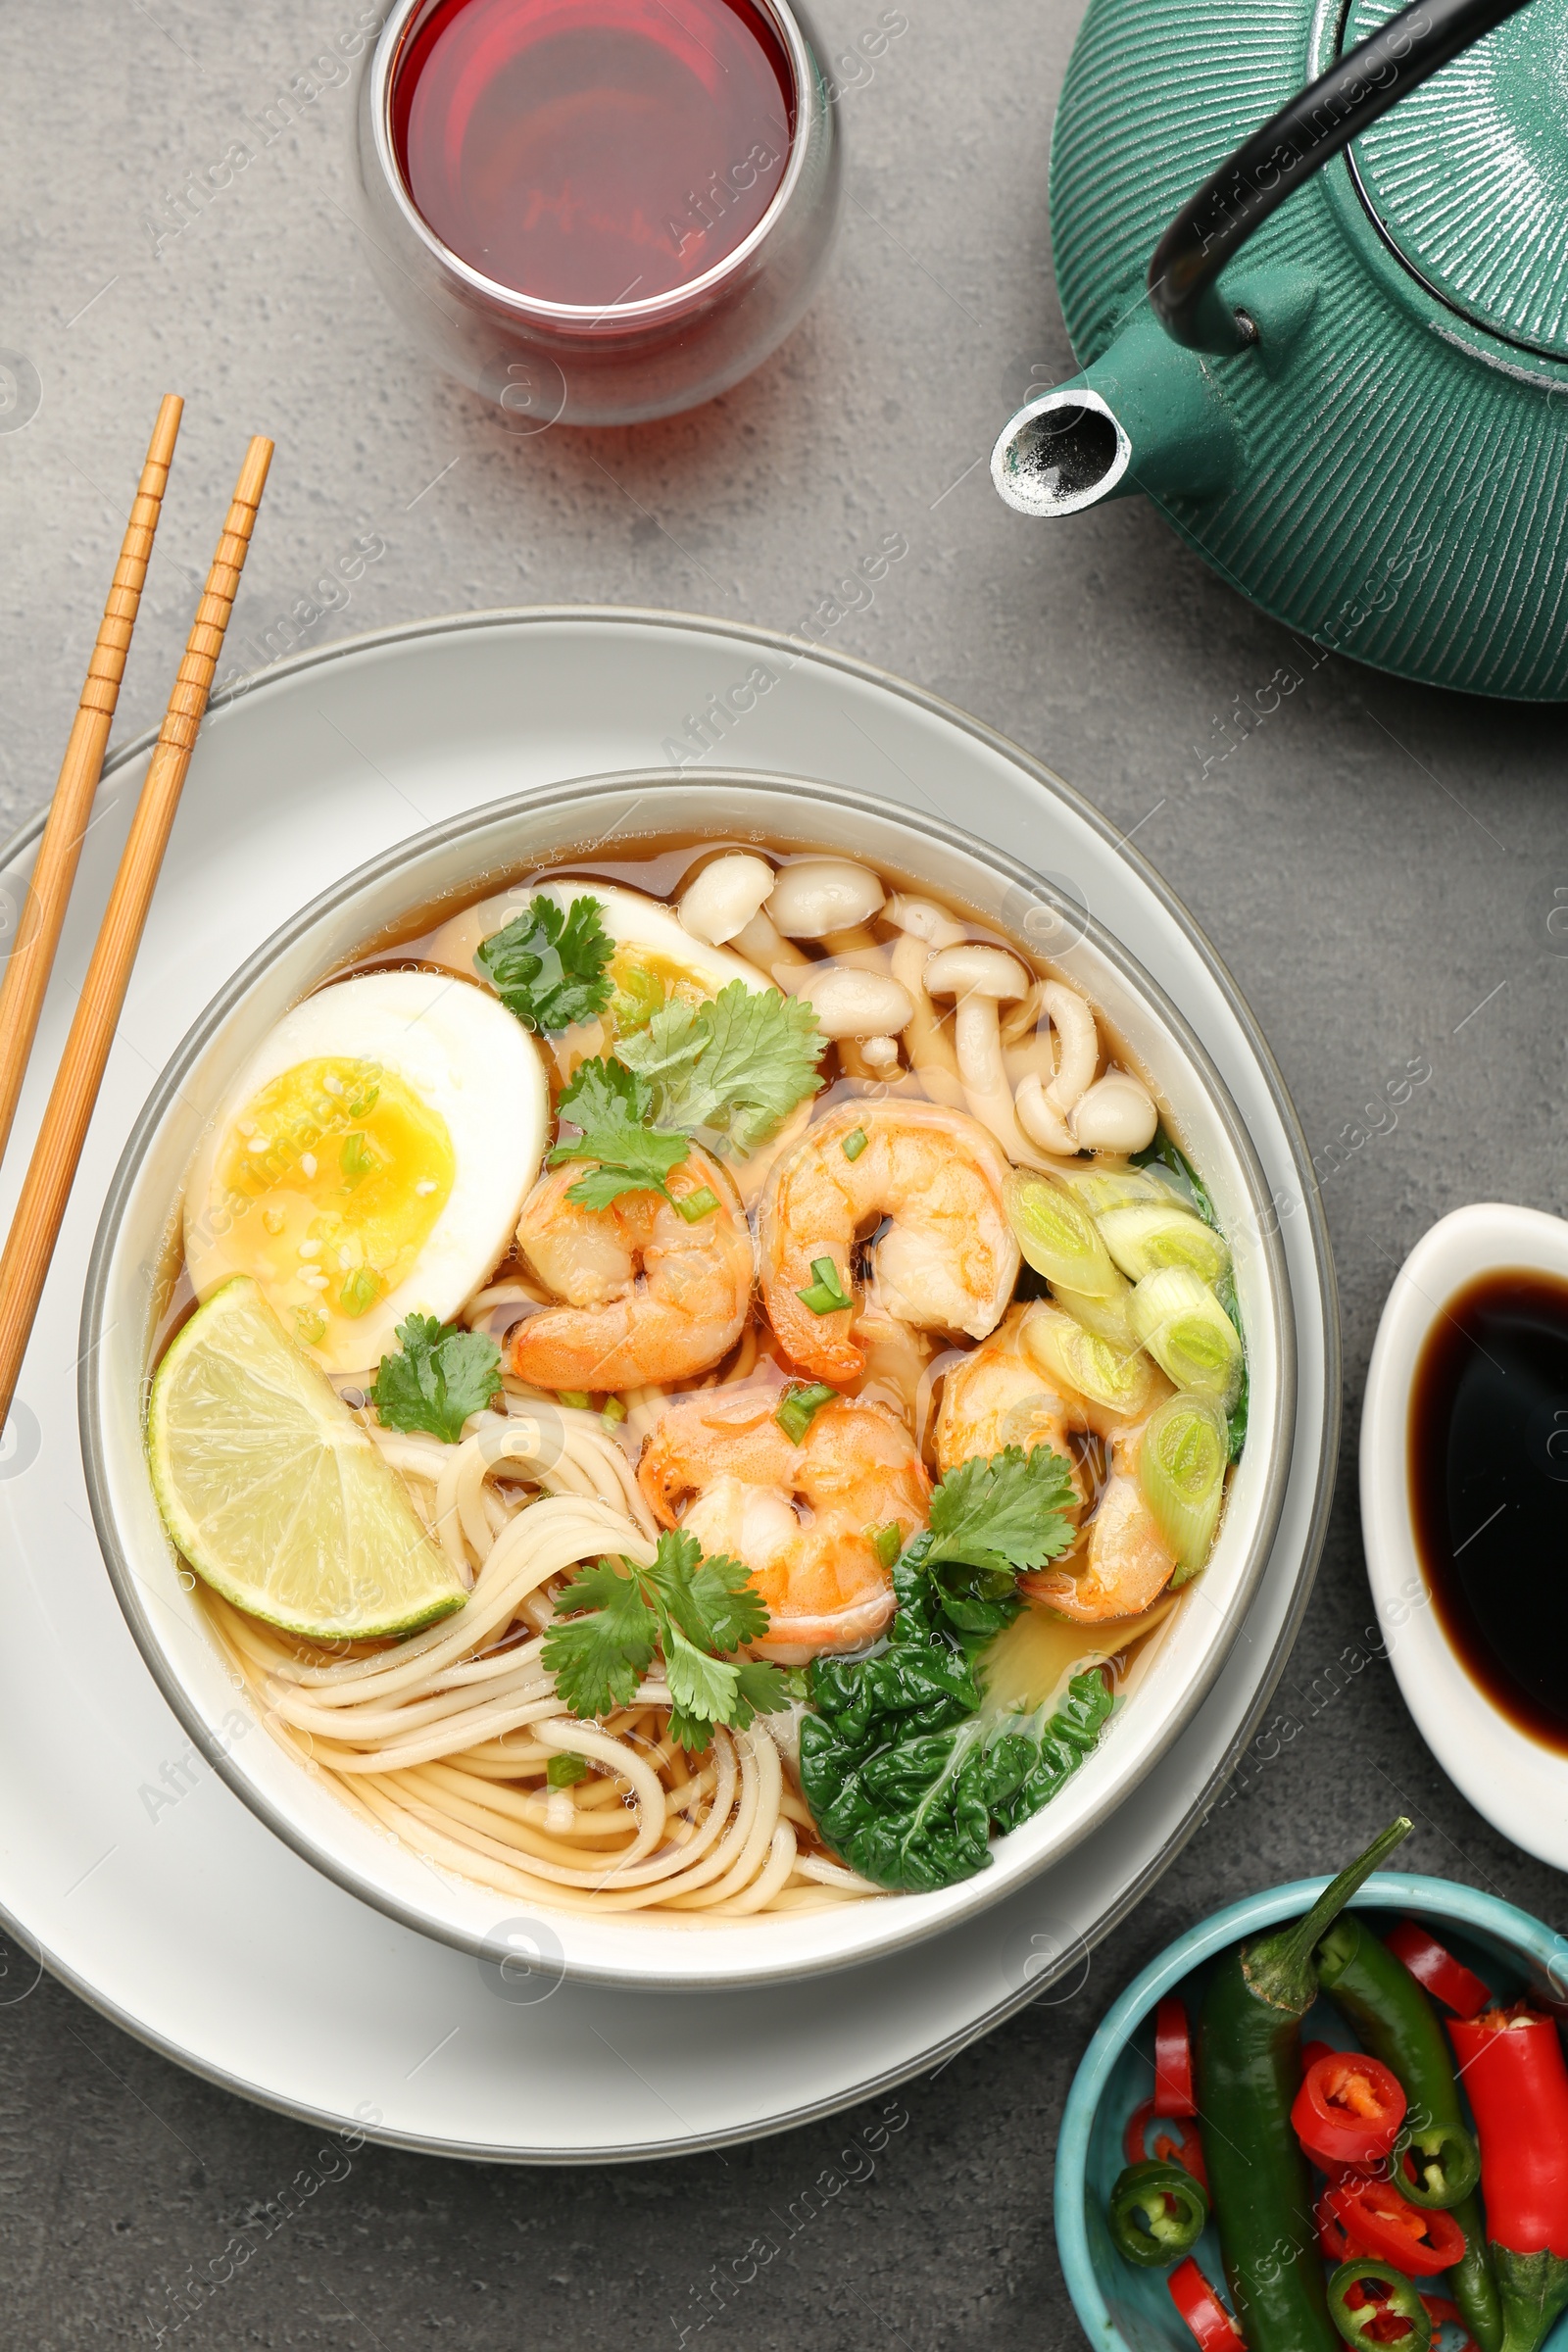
(1042, 0, 1568, 700)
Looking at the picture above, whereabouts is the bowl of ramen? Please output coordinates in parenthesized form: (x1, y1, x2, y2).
(81, 773, 1294, 1989)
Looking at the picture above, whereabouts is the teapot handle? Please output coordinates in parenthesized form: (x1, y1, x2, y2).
(1150, 0, 1538, 352)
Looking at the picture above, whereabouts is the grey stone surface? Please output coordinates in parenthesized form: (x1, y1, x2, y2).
(1, 0, 1565, 2344)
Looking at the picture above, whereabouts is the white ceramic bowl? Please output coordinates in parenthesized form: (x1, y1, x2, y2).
(81, 772, 1293, 1990)
(1362, 1201, 1568, 1872)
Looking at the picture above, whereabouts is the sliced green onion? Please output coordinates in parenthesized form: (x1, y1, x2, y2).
(1098, 1201, 1230, 1285)
(841, 1126, 868, 1161)
(775, 1382, 838, 1444)
(339, 1131, 376, 1188)
(1021, 1302, 1158, 1419)
(546, 1752, 590, 1788)
(558, 1389, 592, 1408)
(868, 1520, 903, 1568)
(294, 1306, 327, 1348)
(338, 1266, 381, 1318)
(1058, 1164, 1167, 1216)
(1131, 1269, 1243, 1408)
(797, 1256, 852, 1315)
(1051, 1276, 1140, 1351)
(601, 1396, 627, 1426)
(1138, 1392, 1229, 1579)
(1003, 1169, 1119, 1299)
(673, 1185, 719, 1223)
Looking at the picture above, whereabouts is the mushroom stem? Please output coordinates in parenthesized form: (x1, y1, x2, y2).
(1043, 982, 1100, 1116)
(1015, 1070, 1079, 1157)
(952, 998, 1061, 1167)
(732, 906, 812, 989)
(887, 897, 966, 1109)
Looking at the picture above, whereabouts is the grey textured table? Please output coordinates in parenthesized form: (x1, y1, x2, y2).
(2, 1, 1564, 2344)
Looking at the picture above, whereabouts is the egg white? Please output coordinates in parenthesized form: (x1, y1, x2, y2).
(423, 881, 773, 1001)
(184, 970, 548, 1373)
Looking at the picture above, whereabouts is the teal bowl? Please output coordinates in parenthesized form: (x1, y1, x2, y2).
(1055, 1872, 1568, 2352)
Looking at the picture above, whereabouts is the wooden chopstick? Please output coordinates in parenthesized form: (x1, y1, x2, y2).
(0, 434, 273, 1433)
(0, 394, 184, 1171)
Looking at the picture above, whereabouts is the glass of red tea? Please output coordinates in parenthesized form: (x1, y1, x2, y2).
(356, 0, 842, 427)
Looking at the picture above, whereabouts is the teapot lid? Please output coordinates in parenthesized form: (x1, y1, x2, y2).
(1345, 0, 1568, 359)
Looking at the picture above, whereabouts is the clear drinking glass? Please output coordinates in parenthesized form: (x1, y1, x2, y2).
(354, 0, 842, 429)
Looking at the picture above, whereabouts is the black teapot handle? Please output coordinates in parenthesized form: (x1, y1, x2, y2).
(1150, 0, 1538, 351)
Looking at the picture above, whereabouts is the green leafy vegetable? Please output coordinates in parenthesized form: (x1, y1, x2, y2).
(368, 1312, 503, 1444)
(797, 1256, 852, 1315)
(546, 1753, 589, 1788)
(774, 1382, 838, 1445)
(541, 1529, 791, 1751)
(798, 1446, 1109, 1892)
(549, 1056, 693, 1210)
(476, 893, 614, 1033)
(617, 980, 824, 1155)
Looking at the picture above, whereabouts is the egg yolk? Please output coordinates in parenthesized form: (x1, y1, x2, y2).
(200, 1055, 454, 1357)
(606, 944, 713, 1036)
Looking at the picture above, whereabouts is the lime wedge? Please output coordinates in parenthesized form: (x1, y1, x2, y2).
(147, 1275, 466, 1642)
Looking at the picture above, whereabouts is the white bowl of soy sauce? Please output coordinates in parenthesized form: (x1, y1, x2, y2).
(1362, 1201, 1568, 1868)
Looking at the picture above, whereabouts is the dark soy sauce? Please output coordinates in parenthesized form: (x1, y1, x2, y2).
(391, 0, 794, 309)
(1408, 1266, 1568, 1751)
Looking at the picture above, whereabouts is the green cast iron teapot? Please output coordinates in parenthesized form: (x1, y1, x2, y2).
(991, 0, 1568, 699)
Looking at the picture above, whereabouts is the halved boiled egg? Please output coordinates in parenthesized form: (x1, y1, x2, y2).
(183, 970, 547, 1374)
(424, 880, 771, 1038)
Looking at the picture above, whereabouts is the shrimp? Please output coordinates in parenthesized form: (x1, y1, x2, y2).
(936, 1308, 1175, 1622)
(759, 1101, 1019, 1385)
(638, 1389, 931, 1656)
(1020, 1428, 1175, 1623)
(510, 1148, 754, 1393)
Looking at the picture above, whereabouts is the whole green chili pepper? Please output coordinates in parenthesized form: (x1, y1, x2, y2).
(1326, 2259, 1432, 2351)
(1196, 1818, 1412, 2352)
(1316, 1913, 1502, 2352)
(1107, 2159, 1209, 2267)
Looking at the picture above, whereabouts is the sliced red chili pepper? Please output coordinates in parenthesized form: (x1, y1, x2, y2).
(1319, 2186, 1357, 2263)
(1155, 1992, 1197, 2116)
(1385, 1923, 1491, 2021)
(1168, 2256, 1247, 2351)
(1327, 2179, 1468, 2277)
(1294, 2050, 1407, 2168)
(1447, 2005, 1568, 2258)
(1124, 2096, 1209, 2190)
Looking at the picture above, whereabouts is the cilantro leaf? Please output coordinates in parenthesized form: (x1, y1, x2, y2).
(549, 1055, 693, 1207)
(368, 1313, 502, 1445)
(476, 893, 614, 1033)
(540, 1528, 788, 1752)
(541, 1557, 659, 1720)
(925, 1446, 1077, 1576)
(645, 1532, 770, 1655)
(618, 981, 825, 1155)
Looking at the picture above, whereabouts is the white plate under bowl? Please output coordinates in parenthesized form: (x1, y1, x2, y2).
(80, 773, 1291, 1992)
(0, 609, 1337, 2155)
(1361, 1200, 1568, 1871)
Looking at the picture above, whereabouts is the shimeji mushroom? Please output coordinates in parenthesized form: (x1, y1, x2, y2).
(886, 895, 967, 1107)
(794, 963, 915, 1070)
(1070, 1070, 1158, 1152)
(766, 858, 886, 939)
(678, 853, 775, 947)
(922, 942, 1061, 1168)
(1015, 980, 1102, 1154)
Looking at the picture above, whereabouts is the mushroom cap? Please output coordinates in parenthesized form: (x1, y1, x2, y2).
(766, 858, 885, 939)
(1070, 1072, 1158, 1153)
(678, 853, 775, 947)
(795, 964, 915, 1040)
(922, 942, 1031, 1002)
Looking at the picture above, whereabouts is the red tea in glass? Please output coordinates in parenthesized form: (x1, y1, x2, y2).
(391, 0, 797, 310)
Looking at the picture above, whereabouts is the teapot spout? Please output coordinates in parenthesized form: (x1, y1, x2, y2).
(992, 312, 1240, 517)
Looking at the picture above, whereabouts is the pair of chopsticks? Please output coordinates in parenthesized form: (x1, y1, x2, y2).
(0, 401, 273, 1431)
